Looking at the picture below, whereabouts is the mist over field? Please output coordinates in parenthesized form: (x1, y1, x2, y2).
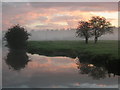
(2, 28, 118, 41)
(2, 2, 119, 88)
(28, 28, 118, 41)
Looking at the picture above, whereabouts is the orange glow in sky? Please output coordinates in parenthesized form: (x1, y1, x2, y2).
(2, 2, 118, 30)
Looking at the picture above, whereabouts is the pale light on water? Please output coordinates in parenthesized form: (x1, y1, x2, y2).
(2, 50, 119, 88)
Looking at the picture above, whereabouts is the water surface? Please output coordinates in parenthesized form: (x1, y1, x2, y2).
(2, 48, 118, 88)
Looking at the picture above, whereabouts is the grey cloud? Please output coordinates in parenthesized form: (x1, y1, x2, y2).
(2, 2, 32, 18)
(3, 2, 118, 13)
(2, 2, 117, 16)
(29, 2, 118, 12)
(50, 15, 82, 22)
(38, 16, 48, 22)
(35, 23, 66, 30)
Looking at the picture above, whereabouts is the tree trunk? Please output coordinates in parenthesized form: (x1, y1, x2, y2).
(94, 36, 98, 44)
(85, 37, 88, 44)
(94, 29, 98, 44)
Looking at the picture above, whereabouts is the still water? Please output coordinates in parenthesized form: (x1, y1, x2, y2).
(2, 48, 118, 88)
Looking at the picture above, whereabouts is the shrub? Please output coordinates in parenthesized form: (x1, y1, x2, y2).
(5, 24, 30, 49)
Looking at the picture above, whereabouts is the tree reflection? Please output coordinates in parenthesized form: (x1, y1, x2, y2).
(89, 67, 107, 79)
(75, 55, 120, 79)
(77, 63, 107, 80)
(5, 50, 30, 70)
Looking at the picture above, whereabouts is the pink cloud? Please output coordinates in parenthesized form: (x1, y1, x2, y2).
(2, 2, 118, 30)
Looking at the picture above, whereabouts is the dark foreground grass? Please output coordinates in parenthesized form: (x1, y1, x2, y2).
(27, 40, 118, 58)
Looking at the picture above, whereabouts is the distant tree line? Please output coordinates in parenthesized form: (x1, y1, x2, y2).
(76, 16, 113, 44)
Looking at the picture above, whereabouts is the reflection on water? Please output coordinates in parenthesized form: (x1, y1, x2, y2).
(5, 50, 30, 70)
(76, 63, 107, 79)
(75, 58, 119, 80)
(75, 57, 119, 80)
(3, 49, 119, 88)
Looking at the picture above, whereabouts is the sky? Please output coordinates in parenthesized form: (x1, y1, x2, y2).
(2, 2, 118, 30)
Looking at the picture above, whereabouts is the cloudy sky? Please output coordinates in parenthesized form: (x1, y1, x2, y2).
(2, 2, 118, 30)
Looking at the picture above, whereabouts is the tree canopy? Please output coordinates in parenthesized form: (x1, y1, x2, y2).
(5, 24, 30, 49)
(76, 16, 113, 44)
(76, 21, 92, 44)
(89, 16, 113, 43)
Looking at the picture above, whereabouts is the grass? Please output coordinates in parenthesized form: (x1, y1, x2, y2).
(27, 40, 118, 59)
(27, 40, 119, 75)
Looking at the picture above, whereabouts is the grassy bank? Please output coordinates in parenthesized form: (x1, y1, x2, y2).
(27, 40, 119, 75)
(27, 40, 118, 59)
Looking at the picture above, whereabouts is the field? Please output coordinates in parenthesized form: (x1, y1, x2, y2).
(27, 40, 118, 59)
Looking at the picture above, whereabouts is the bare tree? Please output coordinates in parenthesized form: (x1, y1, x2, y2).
(76, 21, 92, 44)
(89, 16, 113, 44)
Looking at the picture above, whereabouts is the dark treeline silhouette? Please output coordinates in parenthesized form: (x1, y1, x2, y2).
(76, 16, 113, 44)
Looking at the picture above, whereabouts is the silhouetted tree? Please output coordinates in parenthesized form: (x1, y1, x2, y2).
(5, 24, 30, 49)
(76, 21, 92, 44)
(89, 16, 113, 44)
